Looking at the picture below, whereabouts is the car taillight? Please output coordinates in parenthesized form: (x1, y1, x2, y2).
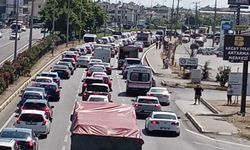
(83, 93, 88, 97)
(83, 83, 87, 87)
(155, 104, 161, 109)
(27, 142, 33, 147)
(44, 107, 50, 113)
(56, 89, 60, 93)
(107, 67, 111, 70)
(16, 119, 20, 124)
(150, 120, 159, 124)
(108, 81, 112, 84)
(171, 122, 179, 126)
(147, 93, 153, 96)
(42, 120, 47, 125)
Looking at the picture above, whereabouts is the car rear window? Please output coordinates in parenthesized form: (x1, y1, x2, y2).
(150, 89, 166, 93)
(23, 93, 42, 99)
(40, 84, 57, 90)
(138, 99, 158, 104)
(23, 102, 46, 110)
(41, 74, 57, 78)
(0, 146, 11, 150)
(36, 79, 51, 83)
(88, 97, 106, 102)
(0, 131, 30, 139)
(20, 114, 44, 122)
(90, 67, 104, 72)
(127, 60, 141, 65)
(85, 79, 103, 84)
(87, 85, 108, 92)
(153, 114, 176, 120)
(130, 73, 150, 82)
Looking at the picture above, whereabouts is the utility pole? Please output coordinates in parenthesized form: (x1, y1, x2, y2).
(79, 0, 83, 43)
(170, 0, 174, 41)
(52, 0, 55, 35)
(193, 2, 200, 33)
(28, 0, 34, 51)
(174, 0, 180, 35)
(212, 0, 217, 47)
(13, 0, 19, 61)
(66, 0, 70, 47)
(104, 5, 107, 36)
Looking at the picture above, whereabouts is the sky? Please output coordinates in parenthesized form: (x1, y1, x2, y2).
(109, 0, 229, 9)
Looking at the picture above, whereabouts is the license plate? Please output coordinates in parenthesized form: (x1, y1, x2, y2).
(26, 122, 37, 125)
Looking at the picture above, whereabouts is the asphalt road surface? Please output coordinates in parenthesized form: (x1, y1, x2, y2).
(0, 28, 44, 63)
(0, 46, 250, 150)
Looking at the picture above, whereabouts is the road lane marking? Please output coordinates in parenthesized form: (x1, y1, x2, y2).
(0, 113, 15, 132)
(64, 134, 68, 142)
(185, 129, 250, 148)
(61, 146, 66, 150)
(192, 141, 225, 150)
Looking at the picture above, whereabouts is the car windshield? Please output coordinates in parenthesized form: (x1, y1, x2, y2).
(87, 85, 108, 92)
(39, 84, 57, 90)
(20, 114, 44, 122)
(127, 60, 141, 65)
(25, 88, 43, 92)
(23, 102, 46, 110)
(36, 78, 51, 83)
(41, 73, 57, 78)
(0, 130, 30, 139)
(88, 97, 106, 102)
(130, 72, 150, 82)
(150, 88, 166, 93)
(62, 59, 73, 62)
(153, 114, 177, 120)
(23, 93, 42, 99)
(138, 98, 158, 104)
(0, 146, 12, 150)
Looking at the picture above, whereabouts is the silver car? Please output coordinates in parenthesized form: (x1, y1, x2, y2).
(147, 87, 171, 105)
(77, 56, 91, 67)
(132, 96, 161, 117)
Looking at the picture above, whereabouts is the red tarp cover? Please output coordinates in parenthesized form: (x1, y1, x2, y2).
(71, 101, 144, 143)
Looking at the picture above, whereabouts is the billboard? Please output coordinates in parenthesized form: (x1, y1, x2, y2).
(223, 35, 250, 61)
(228, 0, 250, 5)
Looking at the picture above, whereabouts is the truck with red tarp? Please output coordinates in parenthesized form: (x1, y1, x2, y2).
(70, 101, 144, 150)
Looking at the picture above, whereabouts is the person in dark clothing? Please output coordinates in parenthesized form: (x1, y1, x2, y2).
(227, 84, 233, 105)
(194, 84, 203, 105)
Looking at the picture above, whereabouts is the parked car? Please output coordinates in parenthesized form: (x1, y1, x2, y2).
(0, 128, 38, 150)
(147, 87, 171, 105)
(14, 110, 51, 138)
(145, 111, 180, 136)
(132, 96, 161, 117)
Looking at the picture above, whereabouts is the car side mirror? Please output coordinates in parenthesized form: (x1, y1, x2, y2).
(177, 116, 181, 119)
(78, 93, 82, 96)
(169, 92, 172, 94)
(70, 114, 73, 121)
(59, 87, 62, 89)
(131, 99, 135, 102)
(51, 106, 55, 109)
(18, 94, 22, 97)
(31, 78, 35, 81)
(14, 114, 19, 118)
(124, 81, 127, 83)
(110, 79, 113, 81)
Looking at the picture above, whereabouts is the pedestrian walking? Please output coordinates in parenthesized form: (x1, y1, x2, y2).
(227, 84, 233, 105)
(163, 57, 169, 69)
(156, 41, 159, 49)
(194, 84, 203, 105)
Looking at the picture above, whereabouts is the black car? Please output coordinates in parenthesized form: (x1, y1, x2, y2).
(35, 82, 60, 101)
(57, 61, 74, 75)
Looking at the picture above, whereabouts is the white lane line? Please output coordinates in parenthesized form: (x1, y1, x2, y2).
(192, 142, 225, 150)
(0, 113, 15, 132)
(61, 146, 66, 150)
(64, 134, 68, 142)
(185, 129, 250, 148)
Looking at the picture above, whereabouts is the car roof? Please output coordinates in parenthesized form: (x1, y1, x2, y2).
(150, 87, 167, 90)
(36, 76, 53, 80)
(85, 77, 103, 80)
(152, 111, 177, 116)
(36, 82, 57, 86)
(0, 138, 15, 146)
(41, 71, 58, 75)
(90, 83, 109, 87)
(23, 90, 43, 94)
(88, 95, 108, 98)
(125, 58, 141, 61)
(25, 87, 45, 91)
(137, 96, 158, 100)
(2, 127, 32, 133)
(21, 109, 45, 115)
(84, 34, 97, 38)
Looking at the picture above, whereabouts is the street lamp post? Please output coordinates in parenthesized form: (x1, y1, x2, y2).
(170, 0, 174, 41)
(66, 0, 70, 47)
(52, 0, 55, 35)
(14, 0, 19, 61)
(212, 0, 217, 47)
(29, 0, 34, 51)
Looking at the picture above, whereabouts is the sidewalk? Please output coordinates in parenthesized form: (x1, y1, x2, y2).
(145, 46, 239, 135)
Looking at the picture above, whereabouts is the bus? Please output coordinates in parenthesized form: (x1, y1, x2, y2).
(136, 32, 152, 47)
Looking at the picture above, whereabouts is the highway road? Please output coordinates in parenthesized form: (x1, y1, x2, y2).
(0, 45, 250, 150)
(0, 28, 44, 64)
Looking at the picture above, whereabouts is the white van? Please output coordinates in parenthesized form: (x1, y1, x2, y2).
(94, 47, 111, 63)
(126, 65, 153, 95)
(83, 34, 97, 43)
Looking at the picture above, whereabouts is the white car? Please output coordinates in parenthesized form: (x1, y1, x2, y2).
(89, 59, 102, 64)
(87, 95, 109, 102)
(21, 25, 27, 31)
(147, 87, 171, 105)
(0, 138, 19, 150)
(34, 76, 54, 84)
(145, 111, 180, 136)
(10, 32, 20, 40)
(14, 110, 51, 137)
(77, 56, 91, 67)
(91, 71, 107, 77)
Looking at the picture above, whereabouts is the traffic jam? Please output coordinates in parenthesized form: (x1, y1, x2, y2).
(0, 31, 180, 150)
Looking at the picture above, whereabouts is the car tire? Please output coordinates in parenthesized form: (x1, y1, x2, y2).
(145, 126, 150, 135)
(175, 131, 180, 136)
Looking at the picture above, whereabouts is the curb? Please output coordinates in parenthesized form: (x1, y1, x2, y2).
(185, 112, 205, 133)
(143, 44, 157, 74)
(200, 98, 220, 114)
(0, 49, 67, 113)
